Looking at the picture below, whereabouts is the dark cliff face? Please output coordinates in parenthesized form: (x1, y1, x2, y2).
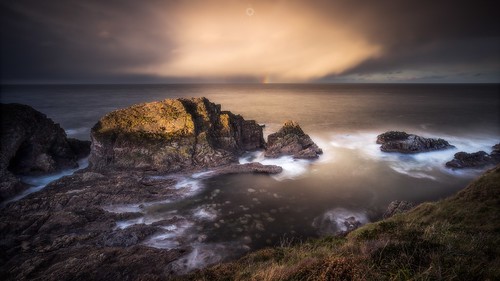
(89, 97, 265, 172)
(0, 103, 90, 201)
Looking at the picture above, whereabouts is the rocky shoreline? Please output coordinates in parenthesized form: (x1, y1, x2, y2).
(1, 99, 498, 280)
(0, 98, 321, 279)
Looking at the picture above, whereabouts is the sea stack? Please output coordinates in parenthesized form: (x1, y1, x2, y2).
(265, 120, 323, 159)
(89, 97, 266, 172)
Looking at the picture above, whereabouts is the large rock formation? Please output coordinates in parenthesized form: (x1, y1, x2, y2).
(446, 144, 500, 169)
(0, 103, 90, 201)
(265, 120, 323, 159)
(89, 97, 265, 172)
(376, 131, 453, 153)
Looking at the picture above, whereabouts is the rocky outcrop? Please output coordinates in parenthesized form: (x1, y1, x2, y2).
(446, 144, 500, 169)
(89, 97, 265, 172)
(376, 131, 453, 153)
(264, 120, 322, 159)
(383, 200, 415, 219)
(491, 143, 500, 159)
(0, 103, 90, 201)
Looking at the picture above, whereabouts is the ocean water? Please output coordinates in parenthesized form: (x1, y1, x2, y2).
(1, 83, 499, 270)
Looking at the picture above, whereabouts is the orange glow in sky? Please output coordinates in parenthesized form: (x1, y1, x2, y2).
(129, 1, 382, 82)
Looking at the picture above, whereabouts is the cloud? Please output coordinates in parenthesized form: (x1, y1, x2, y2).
(127, 1, 382, 82)
(1, 0, 498, 83)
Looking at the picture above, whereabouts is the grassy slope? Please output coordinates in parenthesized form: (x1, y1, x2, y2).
(181, 166, 500, 280)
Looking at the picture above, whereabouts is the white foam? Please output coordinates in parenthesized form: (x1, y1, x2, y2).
(239, 151, 313, 181)
(170, 242, 245, 274)
(313, 208, 369, 234)
(115, 215, 166, 229)
(174, 177, 204, 195)
(103, 204, 143, 214)
(142, 173, 206, 198)
(328, 131, 499, 180)
(191, 171, 215, 179)
(65, 127, 89, 137)
(193, 206, 218, 221)
(1, 158, 89, 207)
(143, 220, 193, 249)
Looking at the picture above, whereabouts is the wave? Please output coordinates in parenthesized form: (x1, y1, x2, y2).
(313, 208, 369, 235)
(65, 127, 90, 137)
(1, 158, 89, 207)
(328, 131, 499, 180)
(239, 151, 313, 181)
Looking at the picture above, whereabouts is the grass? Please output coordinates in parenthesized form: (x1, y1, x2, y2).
(180, 166, 500, 280)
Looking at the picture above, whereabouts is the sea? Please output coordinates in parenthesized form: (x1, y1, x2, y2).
(1, 83, 499, 270)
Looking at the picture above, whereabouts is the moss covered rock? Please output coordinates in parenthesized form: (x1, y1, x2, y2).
(89, 97, 265, 172)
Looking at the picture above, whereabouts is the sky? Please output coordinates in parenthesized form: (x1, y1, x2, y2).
(1, 0, 499, 84)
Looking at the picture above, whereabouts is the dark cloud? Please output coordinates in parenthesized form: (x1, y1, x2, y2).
(1, 0, 499, 83)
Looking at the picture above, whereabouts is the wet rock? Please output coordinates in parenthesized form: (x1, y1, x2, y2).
(343, 216, 362, 232)
(0, 103, 90, 200)
(445, 145, 500, 169)
(89, 97, 265, 172)
(0, 170, 28, 202)
(265, 120, 322, 159)
(383, 200, 415, 219)
(102, 224, 159, 247)
(376, 131, 454, 153)
(209, 162, 282, 176)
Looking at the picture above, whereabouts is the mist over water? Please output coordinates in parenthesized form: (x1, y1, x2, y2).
(1, 83, 499, 270)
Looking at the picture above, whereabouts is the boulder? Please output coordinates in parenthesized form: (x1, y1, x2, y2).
(0, 103, 90, 200)
(264, 120, 322, 159)
(383, 200, 415, 219)
(376, 131, 453, 153)
(89, 97, 265, 172)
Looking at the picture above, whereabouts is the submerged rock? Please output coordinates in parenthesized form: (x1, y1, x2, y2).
(376, 131, 453, 153)
(0, 103, 90, 201)
(265, 120, 322, 159)
(383, 200, 415, 219)
(89, 97, 265, 172)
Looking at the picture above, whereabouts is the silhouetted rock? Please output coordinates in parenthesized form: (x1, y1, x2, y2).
(446, 144, 500, 169)
(265, 120, 322, 159)
(376, 131, 453, 153)
(491, 143, 500, 159)
(446, 151, 492, 169)
(383, 200, 415, 218)
(89, 97, 265, 172)
(0, 103, 90, 201)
